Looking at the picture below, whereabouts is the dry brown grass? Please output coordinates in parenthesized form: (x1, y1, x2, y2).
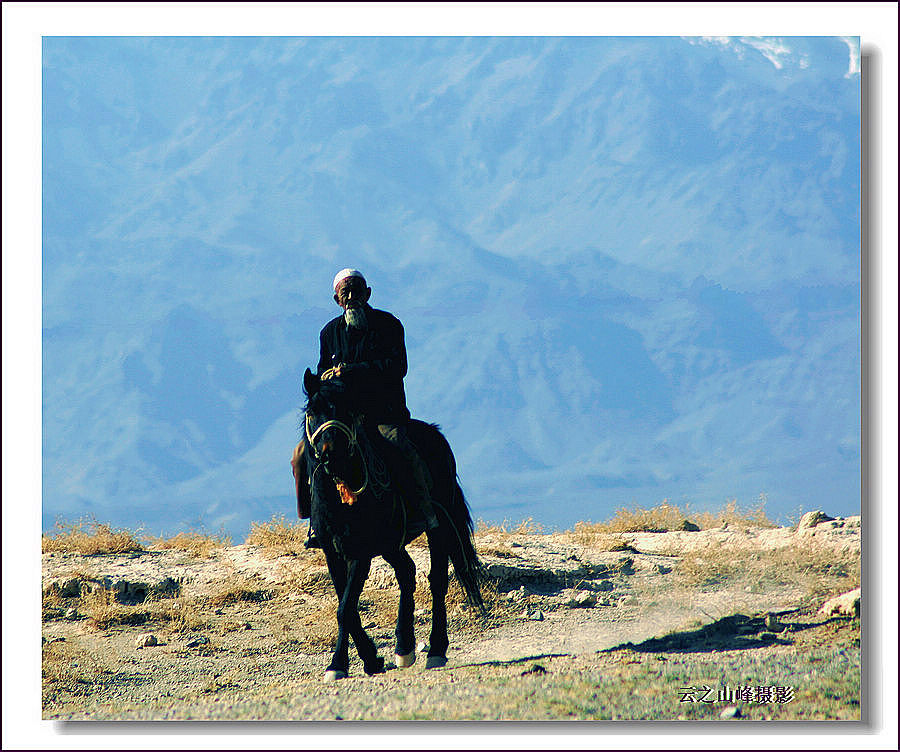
(78, 585, 207, 632)
(570, 499, 776, 536)
(42, 520, 145, 556)
(245, 515, 310, 557)
(144, 530, 231, 559)
(565, 523, 637, 551)
(208, 575, 275, 608)
(475, 517, 544, 536)
(690, 498, 777, 529)
(673, 535, 860, 603)
(42, 639, 108, 705)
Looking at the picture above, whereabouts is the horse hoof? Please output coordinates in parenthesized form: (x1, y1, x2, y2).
(425, 655, 448, 669)
(364, 656, 385, 676)
(394, 651, 416, 668)
(324, 670, 347, 682)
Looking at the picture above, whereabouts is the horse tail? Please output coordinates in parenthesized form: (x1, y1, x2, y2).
(445, 477, 486, 613)
(411, 419, 486, 612)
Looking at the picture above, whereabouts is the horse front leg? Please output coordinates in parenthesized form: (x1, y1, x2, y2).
(382, 548, 416, 667)
(425, 532, 450, 668)
(322, 548, 351, 680)
(330, 557, 384, 679)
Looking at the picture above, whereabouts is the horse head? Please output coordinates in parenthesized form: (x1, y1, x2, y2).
(303, 369, 368, 507)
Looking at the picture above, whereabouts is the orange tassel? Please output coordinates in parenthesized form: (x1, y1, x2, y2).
(336, 481, 357, 506)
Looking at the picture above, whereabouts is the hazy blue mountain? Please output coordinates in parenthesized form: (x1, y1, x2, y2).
(42, 36, 861, 537)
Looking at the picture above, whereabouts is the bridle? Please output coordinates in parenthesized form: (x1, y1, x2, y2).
(305, 413, 370, 497)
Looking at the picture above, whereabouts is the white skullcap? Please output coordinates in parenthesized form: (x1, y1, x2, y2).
(332, 268, 366, 291)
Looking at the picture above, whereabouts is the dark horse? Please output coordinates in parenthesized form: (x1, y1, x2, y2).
(298, 368, 484, 680)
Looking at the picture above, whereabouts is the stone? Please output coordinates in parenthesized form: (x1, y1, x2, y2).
(679, 520, 700, 532)
(798, 510, 834, 530)
(654, 564, 672, 575)
(765, 613, 784, 632)
(720, 705, 742, 719)
(64, 608, 79, 620)
(560, 590, 596, 608)
(818, 588, 860, 618)
(135, 633, 158, 648)
(594, 580, 614, 592)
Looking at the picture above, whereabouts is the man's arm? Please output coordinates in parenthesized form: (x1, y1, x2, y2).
(317, 326, 334, 376)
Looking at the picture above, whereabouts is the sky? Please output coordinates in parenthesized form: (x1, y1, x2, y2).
(3, 3, 899, 749)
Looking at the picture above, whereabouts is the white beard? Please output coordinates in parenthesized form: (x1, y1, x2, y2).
(343, 306, 369, 330)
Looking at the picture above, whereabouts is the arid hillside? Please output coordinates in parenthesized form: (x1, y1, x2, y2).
(41, 505, 861, 721)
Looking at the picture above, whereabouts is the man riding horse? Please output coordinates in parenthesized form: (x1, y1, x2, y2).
(293, 268, 439, 548)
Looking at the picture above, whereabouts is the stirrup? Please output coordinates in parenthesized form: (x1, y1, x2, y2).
(304, 529, 322, 549)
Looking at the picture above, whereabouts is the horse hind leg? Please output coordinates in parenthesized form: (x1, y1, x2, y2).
(382, 548, 417, 667)
(425, 535, 450, 669)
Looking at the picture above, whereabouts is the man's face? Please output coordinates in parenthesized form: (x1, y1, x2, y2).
(334, 277, 370, 310)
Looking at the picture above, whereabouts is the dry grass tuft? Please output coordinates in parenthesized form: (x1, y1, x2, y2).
(565, 523, 636, 551)
(674, 535, 860, 603)
(144, 530, 230, 559)
(42, 519, 145, 556)
(153, 597, 208, 633)
(690, 498, 777, 529)
(208, 576, 274, 608)
(79, 585, 207, 632)
(245, 515, 310, 557)
(475, 517, 544, 536)
(82, 587, 152, 630)
(42, 639, 108, 705)
(570, 499, 776, 536)
(596, 502, 700, 533)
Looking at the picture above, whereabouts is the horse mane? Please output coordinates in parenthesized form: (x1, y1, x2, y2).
(305, 377, 353, 417)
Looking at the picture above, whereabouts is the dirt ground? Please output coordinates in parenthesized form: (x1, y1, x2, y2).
(41, 517, 861, 722)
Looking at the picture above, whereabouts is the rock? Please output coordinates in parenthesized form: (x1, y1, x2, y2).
(765, 613, 784, 632)
(417, 641, 428, 653)
(135, 633, 158, 648)
(594, 580, 614, 592)
(818, 588, 860, 618)
(679, 520, 700, 532)
(720, 705, 742, 719)
(64, 608, 79, 620)
(186, 636, 210, 648)
(506, 587, 526, 602)
(654, 564, 672, 575)
(58, 579, 82, 598)
(560, 590, 596, 608)
(798, 510, 834, 530)
(529, 610, 545, 621)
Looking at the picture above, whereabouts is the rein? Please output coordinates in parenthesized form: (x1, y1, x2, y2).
(305, 414, 369, 497)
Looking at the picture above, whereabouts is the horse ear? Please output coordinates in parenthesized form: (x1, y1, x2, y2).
(303, 368, 319, 396)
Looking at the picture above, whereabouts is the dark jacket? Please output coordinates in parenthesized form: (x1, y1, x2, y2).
(317, 305, 410, 423)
